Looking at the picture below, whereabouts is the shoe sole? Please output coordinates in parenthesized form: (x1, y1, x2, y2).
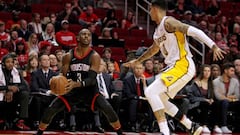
(193, 126, 203, 135)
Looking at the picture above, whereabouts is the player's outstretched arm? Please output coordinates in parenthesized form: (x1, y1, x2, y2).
(123, 42, 160, 68)
(164, 17, 226, 61)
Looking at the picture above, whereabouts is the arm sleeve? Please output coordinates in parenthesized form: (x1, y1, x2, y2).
(187, 26, 215, 49)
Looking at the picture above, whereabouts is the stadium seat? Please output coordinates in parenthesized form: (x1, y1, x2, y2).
(68, 24, 83, 35)
(112, 28, 129, 39)
(129, 29, 148, 38)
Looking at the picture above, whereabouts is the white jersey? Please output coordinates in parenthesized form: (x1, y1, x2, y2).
(153, 16, 193, 66)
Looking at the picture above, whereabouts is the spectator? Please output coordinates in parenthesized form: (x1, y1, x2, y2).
(38, 41, 52, 55)
(57, 2, 79, 24)
(5, 30, 19, 52)
(218, 16, 229, 38)
(143, 59, 154, 78)
(49, 13, 61, 33)
(17, 19, 32, 41)
(211, 64, 221, 79)
(0, 53, 30, 130)
(215, 32, 229, 53)
(182, 10, 198, 27)
(0, 21, 10, 45)
(87, 23, 98, 46)
(0, 41, 8, 62)
(27, 33, 39, 54)
(107, 61, 120, 80)
(102, 9, 119, 29)
(79, 5, 100, 27)
(121, 10, 138, 30)
(55, 49, 64, 70)
(42, 23, 58, 46)
(186, 0, 204, 16)
(71, 0, 83, 16)
(174, 0, 186, 15)
(28, 13, 43, 40)
(98, 27, 112, 40)
(123, 63, 153, 132)
(102, 48, 120, 72)
(234, 59, 240, 81)
(49, 54, 59, 73)
(55, 20, 77, 52)
(15, 38, 28, 69)
(213, 63, 240, 134)
(187, 64, 221, 134)
(30, 54, 58, 128)
(24, 54, 38, 84)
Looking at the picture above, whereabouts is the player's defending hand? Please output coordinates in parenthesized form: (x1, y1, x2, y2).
(123, 59, 140, 69)
(212, 45, 226, 61)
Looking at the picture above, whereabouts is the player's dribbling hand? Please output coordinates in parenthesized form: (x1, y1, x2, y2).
(65, 79, 79, 92)
(212, 45, 226, 61)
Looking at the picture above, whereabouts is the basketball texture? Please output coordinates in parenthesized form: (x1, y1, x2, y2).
(49, 75, 68, 96)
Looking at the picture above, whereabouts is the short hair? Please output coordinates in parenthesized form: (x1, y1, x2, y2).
(222, 62, 235, 71)
(151, 0, 168, 10)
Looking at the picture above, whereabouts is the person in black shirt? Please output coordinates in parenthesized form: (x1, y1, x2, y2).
(35, 29, 122, 135)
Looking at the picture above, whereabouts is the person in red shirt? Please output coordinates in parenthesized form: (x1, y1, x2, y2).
(0, 41, 9, 62)
(15, 38, 29, 69)
(55, 20, 77, 51)
(143, 59, 154, 78)
(79, 5, 100, 26)
(0, 21, 10, 46)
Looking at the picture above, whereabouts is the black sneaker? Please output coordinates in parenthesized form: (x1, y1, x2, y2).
(189, 122, 203, 135)
(35, 129, 43, 135)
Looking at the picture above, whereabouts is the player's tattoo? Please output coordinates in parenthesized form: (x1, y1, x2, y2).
(165, 17, 189, 34)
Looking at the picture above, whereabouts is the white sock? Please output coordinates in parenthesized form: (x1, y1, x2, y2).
(158, 121, 170, 135)
(180, 115, 192, 130)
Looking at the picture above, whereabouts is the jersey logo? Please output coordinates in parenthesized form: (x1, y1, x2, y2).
(166, 76, 173, 82)
(157, 34, 166, 44)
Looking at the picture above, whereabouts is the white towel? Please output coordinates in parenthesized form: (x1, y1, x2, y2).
(0, 64, 21, 86)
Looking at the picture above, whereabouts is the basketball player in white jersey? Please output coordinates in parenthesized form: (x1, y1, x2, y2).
(124, 0, 225, 135)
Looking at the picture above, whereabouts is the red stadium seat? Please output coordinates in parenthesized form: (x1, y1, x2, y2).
(112, 28, 129, 39)
(0, 12, 12, 22)
(92, 46, 104, 55)
(68, 24, 83, 35)
(129, 29, 148, 38)
(19, 13, 32, 22)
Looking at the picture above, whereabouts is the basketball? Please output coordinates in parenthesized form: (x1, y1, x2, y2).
(49, 75, 68, 96)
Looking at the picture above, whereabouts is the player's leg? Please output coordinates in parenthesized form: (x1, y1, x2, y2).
(144, 78, 170, 135)
(94, 94, 122, 135)
(35, 97, 66, 135)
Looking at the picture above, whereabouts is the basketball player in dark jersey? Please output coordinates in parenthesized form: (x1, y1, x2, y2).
(35, 29, 122, 135)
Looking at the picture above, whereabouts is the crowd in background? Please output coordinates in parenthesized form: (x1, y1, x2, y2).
(0, 0, 240, 134)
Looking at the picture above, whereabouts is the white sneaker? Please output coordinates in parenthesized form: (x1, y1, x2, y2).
(202, 126, 211, 133)
(213, 125, 222, 134)
(221, 126, 232, 134)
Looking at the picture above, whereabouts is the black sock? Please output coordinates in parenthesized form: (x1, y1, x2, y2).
(116, 128, 123, 135)
(36, 129, 44, 135)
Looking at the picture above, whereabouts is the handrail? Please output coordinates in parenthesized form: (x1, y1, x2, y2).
(135, 0, 150, 35)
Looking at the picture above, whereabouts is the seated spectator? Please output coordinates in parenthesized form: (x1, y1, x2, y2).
(121, 10, 138, 30)
(27, 33, 39, 54)
(55, 49, 64, 70)
(234, 59, 240, 80)
(102, 48, 120, 72)
(49, 13, 61, 33)
(79, 5, 101, 26)
(28, 13, 43, 40)
(98, 27, 112, 40)
(49, 54, 59, 73)
(87, 23, 98, 46)
(143, 59, 154, 79)
(17, 19, 32, 41)
(0, 53, 30, 130)
(102, 9, 119, 29)
(42, 23, 58, 46)
(57, 2, 79, 24)
(211, 64, 221, 79)
(173, 0, 187, 15)
(97, 0, 116, 9)
(24, 54, 38, 84)
(0, 21, 10, 46)
(55, 20, 77, 52)
(182, 10, 198, 27)
(15, 38, 28, 69)
(213, 63, 240, 134)
(107, 61, 120, 80)
(30, 54, 58, 128)
(187, 64, 221, 134)
(123, 63, 153, 132)
(5, 30, 19, 52)
(71, 0, 83, 16)
(218, 16, 229, 38)
(0, 41, 8, 62)
(215, 32, 229, 53)
(38, 41, 52, 55)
